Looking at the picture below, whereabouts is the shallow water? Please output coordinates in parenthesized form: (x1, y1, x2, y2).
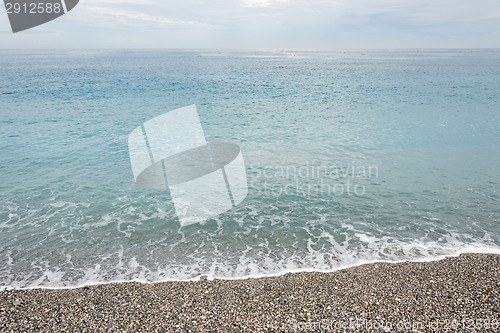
(1, 49, 499, 289)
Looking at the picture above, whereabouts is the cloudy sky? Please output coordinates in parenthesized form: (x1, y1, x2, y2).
(1, 0, 500, 48)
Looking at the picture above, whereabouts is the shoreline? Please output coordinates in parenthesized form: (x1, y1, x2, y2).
(1, 253, 499, 331)
(5, 247, 500, 292)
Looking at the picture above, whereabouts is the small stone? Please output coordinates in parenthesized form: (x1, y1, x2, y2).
(13, 299, 20, 306)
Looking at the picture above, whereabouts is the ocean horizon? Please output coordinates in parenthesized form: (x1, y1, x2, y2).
(1, 49, 500, 290)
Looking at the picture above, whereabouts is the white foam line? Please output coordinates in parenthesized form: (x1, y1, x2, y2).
(3, 246, 500, 292)
(209, 245, 500, 282)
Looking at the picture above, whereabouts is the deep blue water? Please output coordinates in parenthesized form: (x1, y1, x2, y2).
(1, 49, 499, 289)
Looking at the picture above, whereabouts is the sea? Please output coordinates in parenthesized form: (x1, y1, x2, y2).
(1, 49, 499, 290)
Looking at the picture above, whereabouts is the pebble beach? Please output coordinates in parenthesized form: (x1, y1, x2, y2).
(0, 253, 499, 332)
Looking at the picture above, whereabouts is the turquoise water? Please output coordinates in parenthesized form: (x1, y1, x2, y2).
(1, 49, 500, 289)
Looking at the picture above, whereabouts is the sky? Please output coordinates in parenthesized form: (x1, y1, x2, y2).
(1, 0, 500, 49)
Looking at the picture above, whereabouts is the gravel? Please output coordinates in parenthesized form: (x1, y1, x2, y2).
(0, 253, 499, 332)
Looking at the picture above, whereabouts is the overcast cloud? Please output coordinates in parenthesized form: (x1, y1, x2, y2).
(1, 0, 499, 48)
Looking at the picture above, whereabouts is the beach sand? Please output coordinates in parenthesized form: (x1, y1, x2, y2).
(0, 253, 499, 332)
